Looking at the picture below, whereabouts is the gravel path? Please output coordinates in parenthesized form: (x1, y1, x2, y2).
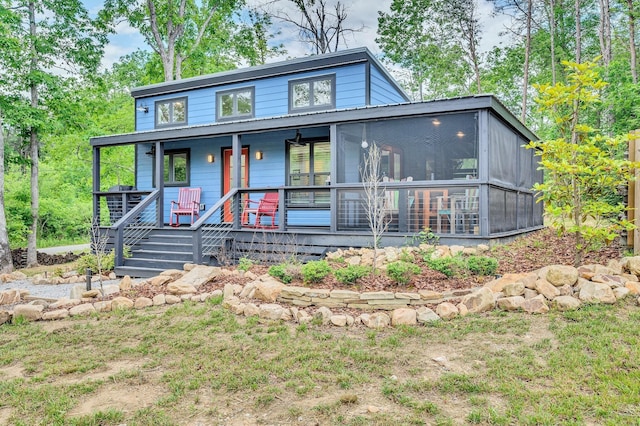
(1, 279, 122, 301)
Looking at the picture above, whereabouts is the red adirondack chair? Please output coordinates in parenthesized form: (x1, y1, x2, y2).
(170, 187, 201, 226)
(241, 192, 278, 228)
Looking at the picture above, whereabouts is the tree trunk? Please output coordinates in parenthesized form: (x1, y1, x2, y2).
(629, 0, 638, 84)
(549, 0, 557, 84)
(521, 0, 533, 123)
(26, 0, 39, 267)
(575, 0, 581, 63)
(598, 0, 611, 65)
(0, 115, 13, 273)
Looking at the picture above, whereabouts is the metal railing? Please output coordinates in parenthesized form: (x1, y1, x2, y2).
(191, 188, 239, 264)
(111, 190, 160, 266)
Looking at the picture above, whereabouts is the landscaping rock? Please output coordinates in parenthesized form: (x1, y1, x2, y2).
(623, 256, 640, 276)
(254, 280, 285, 302)
(459, 287, 494, 313)
(330, 315, 348, 327)
(42, 309, 69, 320)
(259, 303, 284, 320)
(0, 310, 12, 325)
(172, 265, 220, 289)
(167, 282, 197, 295)
(93, 301, 112, 312)
(119, 275, 133, 291)
(314, 306, 333, 325)
(111, 296, 134, 310)
(552, 296, 581, 311)
(366, 312, 390, 329)
(497, 296, 525, 311)
(165, 295, 181, 304)
(503, 281, 525, 297)
(152, 294, 166, 306)
(543, 265, 579, 286)
(625, 282, 640, 295)
(223, 283, 235, 300)
(14, 304, 44, 321)
(244, 303, 260, 317)
(159, 269, 184, 280)
(522, 295, 549, 314)
(391, 308, 417, 326)
(69, 303, 96, 317)
(436, 302, 458, 320)
(578, 282, 616, 304)
(148, 275, 172, 286)
(535, 278, 560, 300)
(0, 289, 21, 305)
(134, 297, 153, 309)
(613, 287, 630, 300)
(416, 307, 440, 323)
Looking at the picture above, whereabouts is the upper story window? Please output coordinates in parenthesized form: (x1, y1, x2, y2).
(217, 87, 255, 121)
(289, 75, 336, 113)
(155, 97, 187, 128)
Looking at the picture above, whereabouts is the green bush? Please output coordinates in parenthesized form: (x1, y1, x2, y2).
(466, 255, 498, 276)
(301, 260, 331, 283)
(425, 255, 466, 278)
(238, 257, 254, 272)
(77, 250, 116, 273)
(335, 265, 370, 284)
(268, 263, 302, 284)
(386, 261, 421, 285)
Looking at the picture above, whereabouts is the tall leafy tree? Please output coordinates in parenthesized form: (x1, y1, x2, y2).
(102, 0, 244, 81)
(0, 0, 106, 266)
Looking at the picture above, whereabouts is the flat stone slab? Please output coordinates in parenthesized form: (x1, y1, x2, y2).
(360, 291, 394, 300)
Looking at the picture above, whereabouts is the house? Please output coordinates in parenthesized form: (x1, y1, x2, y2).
(90, 47, 543, 277)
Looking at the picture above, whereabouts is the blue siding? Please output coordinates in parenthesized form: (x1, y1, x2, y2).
(287, 210, 331, 226)
(370, 65, 406, 105)
(135, 64, 368, 131)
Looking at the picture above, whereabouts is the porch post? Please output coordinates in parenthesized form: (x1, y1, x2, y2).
(329, 124, 338, 232)
(92, 147, 100, 222)
(232, 134, 242, 229)
(477, 110, 490, 236)
(155, 141, 164, 227)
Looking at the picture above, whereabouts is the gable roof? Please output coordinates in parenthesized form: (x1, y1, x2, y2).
(130, 47, 410, 101)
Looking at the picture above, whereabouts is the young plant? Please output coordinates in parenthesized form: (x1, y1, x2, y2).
(238, 257, 254, 272)
(386, 261, 420, 285)
(425, 255, 466, 278)
(334, 265, 370, 284)
(268, 263, 302, 284)
(466, 255, 498, 276)
(301, 260, 331, 284)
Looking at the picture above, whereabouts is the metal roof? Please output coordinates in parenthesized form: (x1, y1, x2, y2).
(130, 47, 409, 101)
(91, 95, 537, 147)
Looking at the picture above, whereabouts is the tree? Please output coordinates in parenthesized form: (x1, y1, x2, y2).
(0, 0, 106, 266)
(527, 60, 639, 266)
(102, 0, 243, 81)
(277, 0, 362, 54)
(0, 115, 13, 273)
(234, 8, 285, 66)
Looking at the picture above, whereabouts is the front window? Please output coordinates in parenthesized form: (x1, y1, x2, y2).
(155, 97, 187, 128)
(289, 75, 335, 113)
(154, 149, 189, 187)
(288, 140, 330, 205)
(217, 87, 254, 121)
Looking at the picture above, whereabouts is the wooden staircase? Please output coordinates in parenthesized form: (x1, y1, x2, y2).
(115, 228, 231, 278)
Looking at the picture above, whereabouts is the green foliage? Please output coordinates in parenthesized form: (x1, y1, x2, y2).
(268, 263, 302, 284)
(466, 256, 498, 276)
(425, 255, 467, 278)
(386, 261, 421, 285)
(77, 251, 116, 273)
(411, 227, 439, 247)
(334, 265, 370, 285)
(527, 60, 640, 266)
(301, 260, 331, 284)
(238, 257, 254, 272)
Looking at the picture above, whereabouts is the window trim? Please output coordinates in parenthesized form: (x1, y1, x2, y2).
(154, 97, 188, 128)
(216, 86, 255, 121)
(288, 74, 336, 113)
(153, 148, 191, 187)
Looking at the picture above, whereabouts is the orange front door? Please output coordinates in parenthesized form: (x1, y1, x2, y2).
(223, 147, 249, 222)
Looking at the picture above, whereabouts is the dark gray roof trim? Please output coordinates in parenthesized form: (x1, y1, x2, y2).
(91, 95, 534, 147)
(130, 47, 409, 102)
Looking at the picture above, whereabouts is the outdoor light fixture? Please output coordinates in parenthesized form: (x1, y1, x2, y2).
(456, 131, 465, 138)
(361, 140, 369, 149)
(255, 151, 263, 160)
(136, 105, 149, 113)
(145, 145, 156, 156)
(285, 130, 304, 146)
(207, 154, 215, 163)
(432, 118, 441, 126)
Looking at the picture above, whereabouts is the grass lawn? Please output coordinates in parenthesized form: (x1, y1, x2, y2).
(0, 296, 639, 425)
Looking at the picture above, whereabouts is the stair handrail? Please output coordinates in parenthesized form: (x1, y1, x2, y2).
(112, 190, 160, 267)
(190, 188, 239, 264)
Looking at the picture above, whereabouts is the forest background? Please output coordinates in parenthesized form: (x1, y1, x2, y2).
(0, 0, 638, 269)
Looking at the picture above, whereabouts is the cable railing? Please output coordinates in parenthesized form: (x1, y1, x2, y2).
(111, 190, 160, 266)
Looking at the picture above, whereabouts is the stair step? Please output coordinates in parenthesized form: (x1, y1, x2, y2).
(137, 242, 194, 252)
(131, 249, 194, 261)
(124, 258, 189, 269)
(115, 266, 166, 279)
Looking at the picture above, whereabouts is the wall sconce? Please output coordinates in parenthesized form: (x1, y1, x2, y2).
(136, 105, 149, 113)
(145, 145, 155, 156)
(207, 154, 215, 163)
(361, 140, 369, 149)
(432, 118, 441, 126)
(456, 131, 465, 138)
(255, 151, 263, 160)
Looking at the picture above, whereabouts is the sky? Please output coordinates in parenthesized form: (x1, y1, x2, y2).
(84, 0, 514, 71)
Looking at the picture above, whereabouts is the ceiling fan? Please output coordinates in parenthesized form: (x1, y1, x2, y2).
(285, 130, 305, 146)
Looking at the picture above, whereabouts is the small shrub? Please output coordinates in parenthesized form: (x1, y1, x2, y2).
(301, 260, 331, 283)
(466, 255, 498, 276)
(268, 263, 302, 284)
(386, 261, 421, 285)
(335, 265, 370, 284)
(425, 255, 466, 278)
(412, 227, 439, 246)
(398, 249, 415, 263)
(238, 257, 254, 272)
(77, 250, 116, 273)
